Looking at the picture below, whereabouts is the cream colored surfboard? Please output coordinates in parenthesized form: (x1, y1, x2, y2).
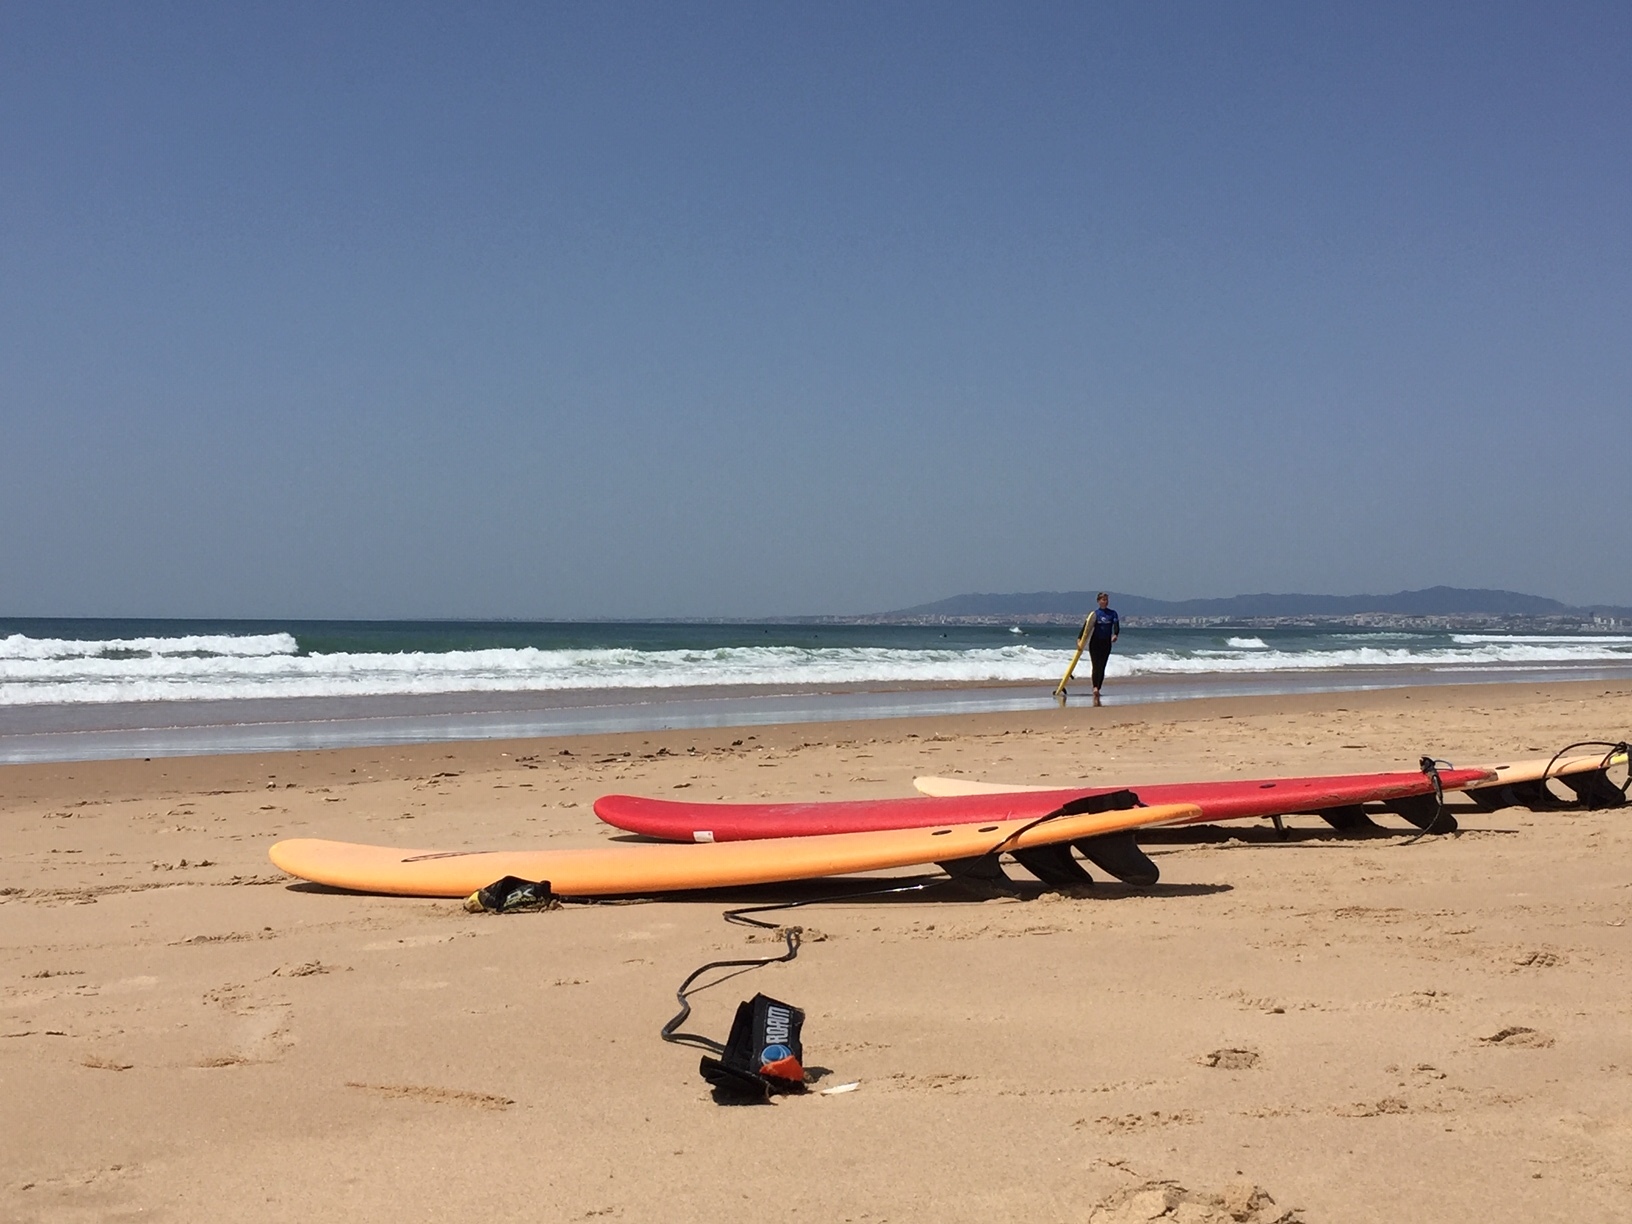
(268, 801, 1202, 898)
(916, 752, 1627, 804)
(1473, 751, 1628, 785)
(915, 776, 1056, 797)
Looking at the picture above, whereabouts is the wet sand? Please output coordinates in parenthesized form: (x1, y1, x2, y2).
(3, 679, 1630, 1222)
(11, 662, 1632, 765)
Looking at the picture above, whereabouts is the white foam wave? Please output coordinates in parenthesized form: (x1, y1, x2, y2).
(0, 632, 299, 661)
(3, 632, 1631, 707)
(0, 644, 1066, 705)
(1330, 632, 1433, 641)
(1451, 633, 1632, 645)
(1111, 639, 1632, 678)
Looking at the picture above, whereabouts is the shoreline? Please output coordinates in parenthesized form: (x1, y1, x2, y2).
(6, 663, 1632, 765)
(5, 676, 1628, 798)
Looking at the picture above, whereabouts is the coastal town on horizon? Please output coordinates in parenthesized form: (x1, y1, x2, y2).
(7, 583, 1632, 632)
(834, 585, 1632, 632)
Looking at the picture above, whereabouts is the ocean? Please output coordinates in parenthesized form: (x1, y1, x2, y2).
(4, 617, 1631, 763)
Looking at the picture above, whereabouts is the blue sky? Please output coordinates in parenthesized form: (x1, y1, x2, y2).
(4, 3, 1628, 617)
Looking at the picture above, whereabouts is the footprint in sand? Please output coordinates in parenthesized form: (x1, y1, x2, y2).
(346, 1082, 513, 1109)
(1086, 1179, 1299, 1224)
(1083, 1110, 1201, 1134)
(271, 960, 334, 977)
(1199, 1047, 1260, 1070)
(236, 1003, 294, 1060)
(1480, 1025, 1555, 1048)
(361, 932, 473, 951)
(1511, 949, 1565, 969)
(197, 1000, 294, 1067)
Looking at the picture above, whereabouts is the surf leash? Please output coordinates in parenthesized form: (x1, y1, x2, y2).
(660, 865, 994, 1068)
(660, 874, 952, 1101)
(660, 787, 1140, 1098)
(1398, 757, 1452, 846)
(660, 927, 803, 1057)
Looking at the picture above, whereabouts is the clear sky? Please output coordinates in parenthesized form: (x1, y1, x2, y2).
(4, 3, 1629, 618)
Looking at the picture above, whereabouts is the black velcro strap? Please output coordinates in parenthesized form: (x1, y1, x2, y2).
(1052, 788, 1141, 816)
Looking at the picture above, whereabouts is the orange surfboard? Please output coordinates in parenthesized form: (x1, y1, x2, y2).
(268, 801, 1202, 898)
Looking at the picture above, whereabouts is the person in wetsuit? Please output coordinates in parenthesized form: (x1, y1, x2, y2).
(1085, 591, 1119, 706)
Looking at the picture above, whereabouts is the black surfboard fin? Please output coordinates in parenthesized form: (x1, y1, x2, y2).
(1317, 804, 1382, 832)
(1011, 844, 1094, 888)
(1462, 784, 1515, 812)
(1469, 779, 1551, 811)
(1560, 769, 1627, 809)
(1388, 794, 1458, 833)
(937, 855, 1023, 894)
(1507, 780, 1555, 810)
(1072, 831, 1158, 887)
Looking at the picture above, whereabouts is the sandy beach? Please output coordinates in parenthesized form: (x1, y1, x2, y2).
(4, 678, 1630, 1222)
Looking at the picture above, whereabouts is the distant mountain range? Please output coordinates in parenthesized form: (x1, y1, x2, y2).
(878, 586, 1632, 623)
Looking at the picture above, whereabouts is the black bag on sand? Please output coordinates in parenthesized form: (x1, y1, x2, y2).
(699, 993, 806, 1101)
(464, 876, 558, 913)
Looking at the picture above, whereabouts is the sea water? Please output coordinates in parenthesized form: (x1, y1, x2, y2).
(2, 618, 1630, 762)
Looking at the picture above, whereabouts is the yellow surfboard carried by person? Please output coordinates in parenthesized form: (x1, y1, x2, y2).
(1055, 592, 1119, 704)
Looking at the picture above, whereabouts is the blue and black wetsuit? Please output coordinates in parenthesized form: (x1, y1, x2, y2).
(1086, 606, 1120, 691)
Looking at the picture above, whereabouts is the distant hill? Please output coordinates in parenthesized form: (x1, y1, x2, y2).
(884, 586, 1629, 621)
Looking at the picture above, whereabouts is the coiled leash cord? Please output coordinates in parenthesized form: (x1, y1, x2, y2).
(660, 794, 1111, 1050)
(1539, 739, 1632, 808)
(1398, 756, 1452, 846)
(659, 875, 939, 1054)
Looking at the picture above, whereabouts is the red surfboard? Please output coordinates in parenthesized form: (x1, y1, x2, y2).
(593, 767, 1497, 843)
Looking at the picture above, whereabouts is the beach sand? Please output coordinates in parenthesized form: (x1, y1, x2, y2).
(4, 679, 1630, 1222)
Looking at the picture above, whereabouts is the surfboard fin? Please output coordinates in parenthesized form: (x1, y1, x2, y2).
(1011, 844, 1094, 888)
(937, 854, 1022, 890)
(1317, 805, 1383, 832)
(1073, 832, 1159, 887)
(1560, 769, 1627, 809)
(1507, 780, 1555, 810)
(1462, 784, 1514, 812)
(1387, 794, 1458, 833)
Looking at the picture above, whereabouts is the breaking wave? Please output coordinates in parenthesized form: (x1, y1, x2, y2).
(1115, 638, 1632, 677)
(3, 629, 1630, 707)
(1, 641, 1062, 705)
(0, 632, 299, 662)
